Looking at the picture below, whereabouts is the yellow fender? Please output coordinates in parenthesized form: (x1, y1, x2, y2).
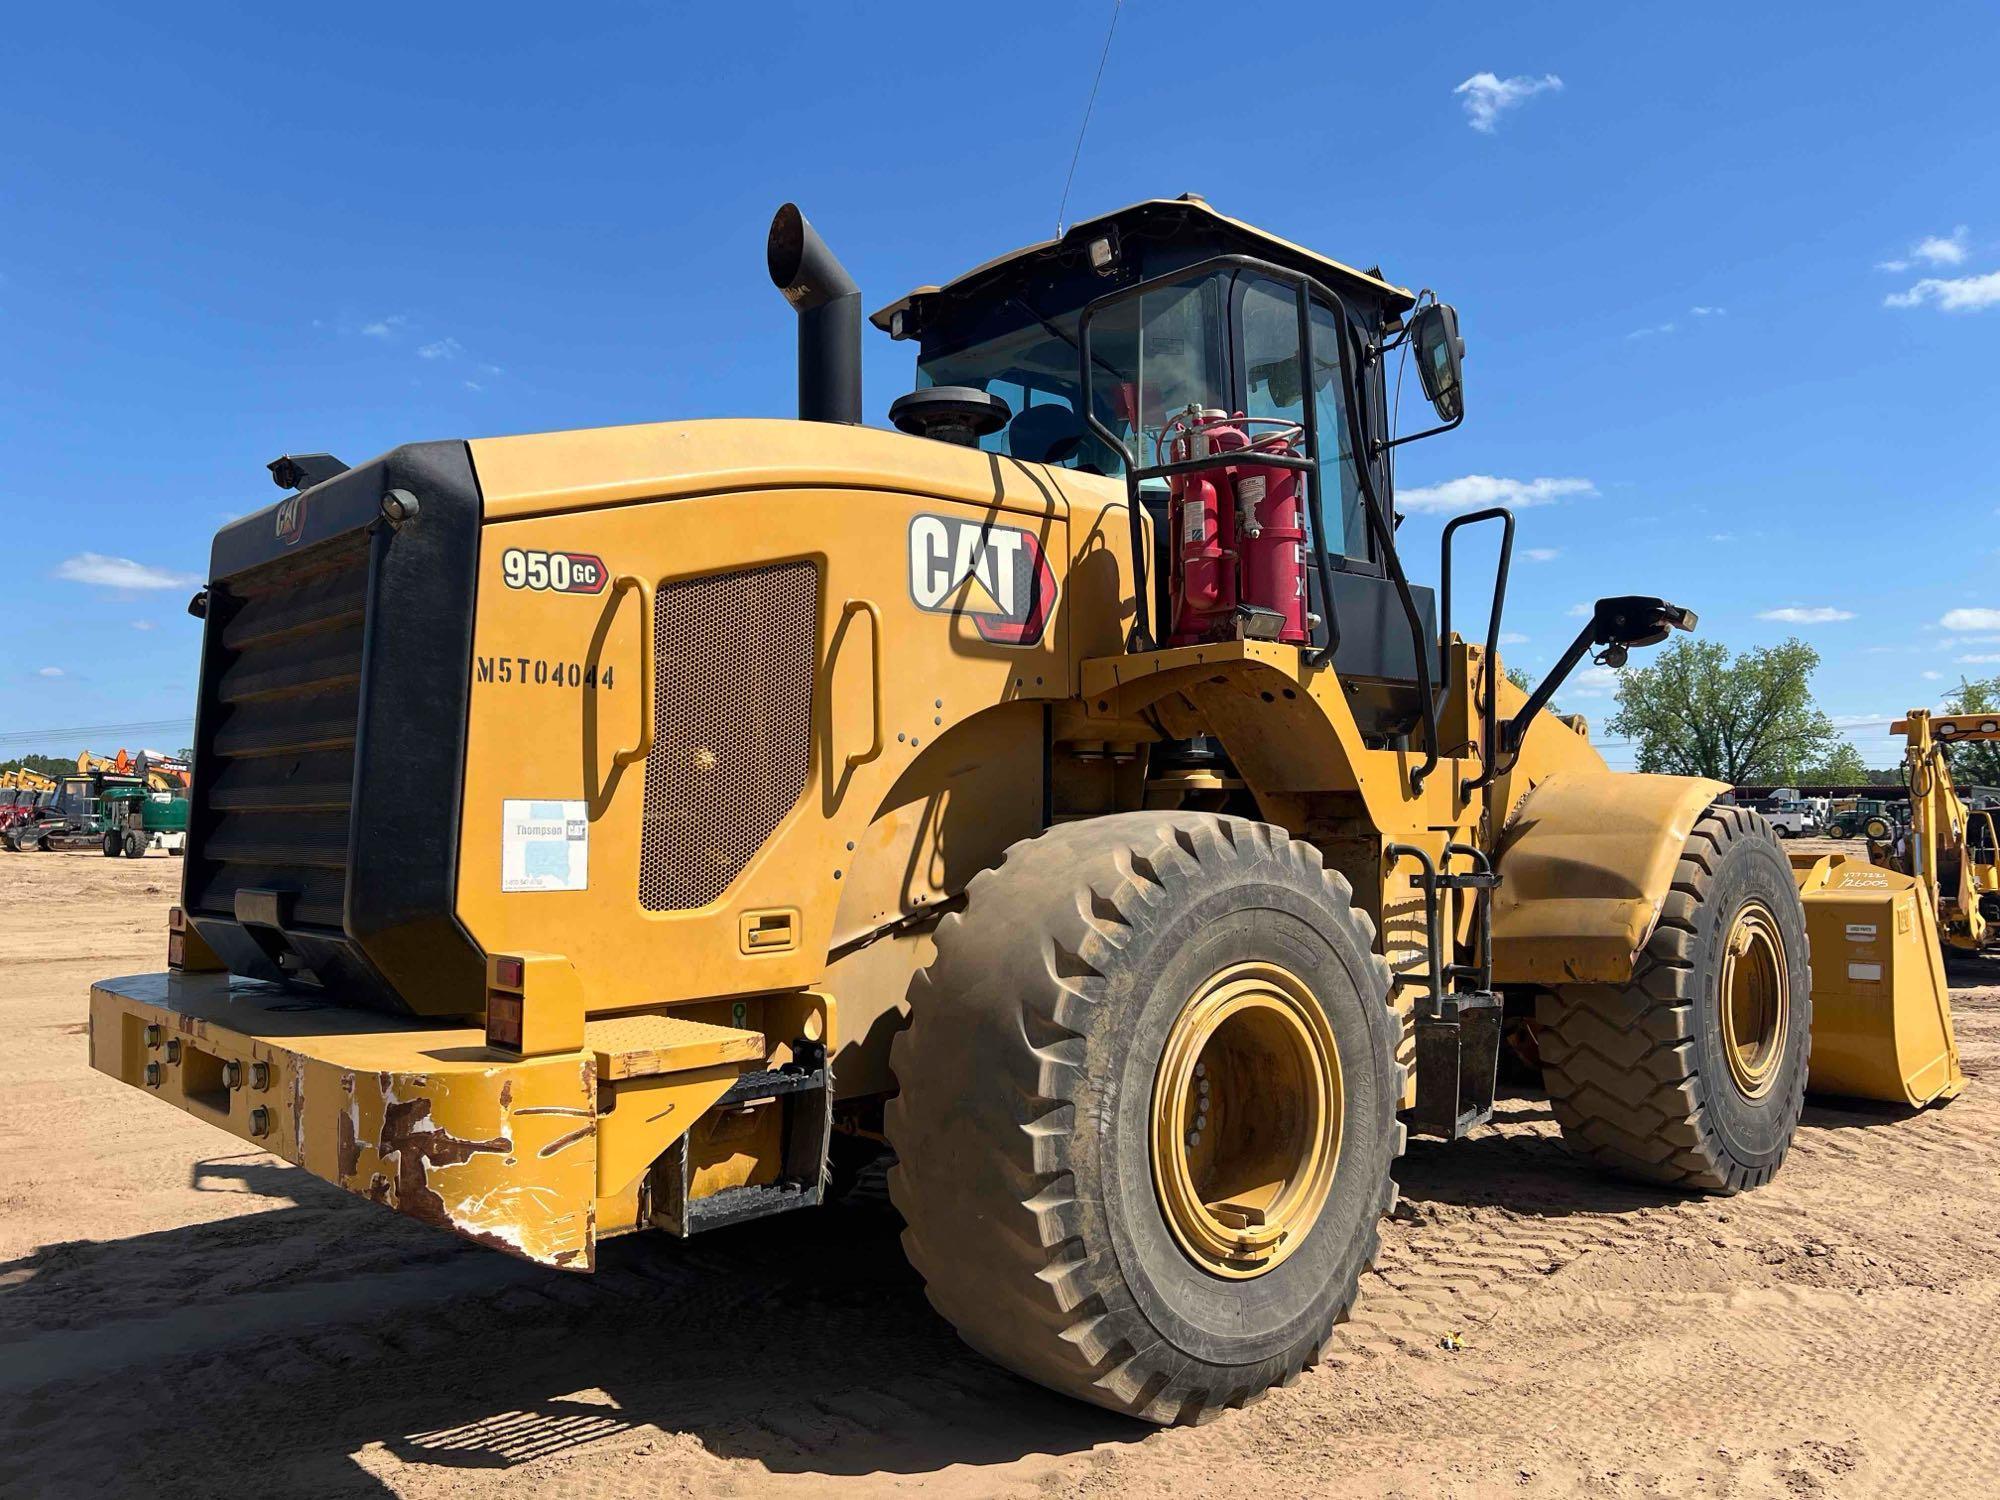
(1491, 771, 1728, 986)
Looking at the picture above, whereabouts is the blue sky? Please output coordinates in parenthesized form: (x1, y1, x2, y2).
(5, 2, 1996, 769)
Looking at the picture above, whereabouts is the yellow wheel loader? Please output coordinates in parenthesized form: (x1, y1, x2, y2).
(90, 195, 1962, 1424)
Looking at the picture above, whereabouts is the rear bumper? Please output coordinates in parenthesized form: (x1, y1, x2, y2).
(88, 971, 599, 1269)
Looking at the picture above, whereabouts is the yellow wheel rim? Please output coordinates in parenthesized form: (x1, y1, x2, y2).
(1151, 961, 1342, 1279)
(1720, 901, 1790, 1100)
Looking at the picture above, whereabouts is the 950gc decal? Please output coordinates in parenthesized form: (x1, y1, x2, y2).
(907, 513, 1057, 646)
(500, 548, 608, 595)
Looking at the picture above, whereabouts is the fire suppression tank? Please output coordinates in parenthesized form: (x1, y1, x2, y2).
(1164, 410, 1308, 646)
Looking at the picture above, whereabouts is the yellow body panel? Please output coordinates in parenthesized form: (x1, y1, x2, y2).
(89, 972, 599, 1268)
(1489, 771, 1730, 985)
(1795, 854, 1965, 1106)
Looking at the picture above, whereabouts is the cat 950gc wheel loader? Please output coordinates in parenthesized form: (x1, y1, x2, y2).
(90, 195, 1963, 1424)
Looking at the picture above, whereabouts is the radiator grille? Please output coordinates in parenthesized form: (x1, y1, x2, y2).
(187, 532, 369, 930)
(638, 561, 817, 911)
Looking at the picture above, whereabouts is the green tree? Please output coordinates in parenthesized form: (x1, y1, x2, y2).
(1943, 676, 2000, 789)
(1504, 665, 1535, 693)
(1804, 742, 1869, 782)
(1608, 637, 1839, 783)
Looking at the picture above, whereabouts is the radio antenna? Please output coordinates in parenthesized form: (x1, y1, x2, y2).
(1056, 0, 1123, 237)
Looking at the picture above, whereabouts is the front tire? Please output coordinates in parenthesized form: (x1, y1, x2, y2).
(1537, 805, 1810, 1193)
(887, 812, 1401, 1424)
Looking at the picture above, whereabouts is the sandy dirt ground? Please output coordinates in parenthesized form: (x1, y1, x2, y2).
(5, 837, 1999, 1499)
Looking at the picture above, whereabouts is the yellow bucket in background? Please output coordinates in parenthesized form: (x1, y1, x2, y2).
(1793, 853, 1965, 1108)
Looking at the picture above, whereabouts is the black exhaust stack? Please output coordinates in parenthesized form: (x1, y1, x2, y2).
(767, 203, 862, 425)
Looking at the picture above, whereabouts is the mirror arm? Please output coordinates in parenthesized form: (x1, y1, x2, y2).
(1373, 405, 1465, 457)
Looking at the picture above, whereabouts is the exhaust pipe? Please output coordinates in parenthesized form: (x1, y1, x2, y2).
(767, 203, 862, 425)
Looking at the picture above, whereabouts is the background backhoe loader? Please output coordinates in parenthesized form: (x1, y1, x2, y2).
(88, 195, 1964, 1425)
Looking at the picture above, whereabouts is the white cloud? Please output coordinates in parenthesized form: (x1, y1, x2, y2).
(1885, 270, 2000, 312)
(36, 666, 63, 678)
(131, 620, 155, 631)
(1566, 602, 1591, 618)
(1453, 72, 1563, 133)
(462, 380, 484, 392)
(417, 337, 464, 361)
(1709, 532, 1736, 542)
(1914, 227, 1971, 266)
(1628, 322, 1676, 339)
(1959, 654, 2000, 664)
(1941, 608, 2000, 630)
(1566, 664, 1623, 698)
(1689, 305, 1726, 317)
(54, 553, 200, 590)
(1829, 713, 1888, 728)
(1878, 227, 1971, 275)
(1499, 631, 1530, 645)
(1523, 547, 1560, 562)
(1923, 670, 1944, 680)
(1398, 474, 1597, 513)
(360, 314, 408, 339)
(1756, 606, 1855, 623)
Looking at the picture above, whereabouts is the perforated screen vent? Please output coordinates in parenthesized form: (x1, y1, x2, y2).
(637, 561, 818, 911)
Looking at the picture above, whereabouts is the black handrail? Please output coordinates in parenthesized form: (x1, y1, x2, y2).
(1384, 842, 1443, 1019)
(1439, 507, 1515, 792)
(1076, 254, 1440, 787)
(1078, 254, 1341, 665)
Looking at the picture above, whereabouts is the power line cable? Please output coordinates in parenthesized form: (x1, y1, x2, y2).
(1056, 0, 1123, 237)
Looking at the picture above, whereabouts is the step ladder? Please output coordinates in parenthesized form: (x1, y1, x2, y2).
(1386, 842, 1503, 1141)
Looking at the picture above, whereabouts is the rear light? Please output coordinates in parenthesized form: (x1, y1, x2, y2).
(486, 991, 524, 1052)
(494, 955, 525, 990)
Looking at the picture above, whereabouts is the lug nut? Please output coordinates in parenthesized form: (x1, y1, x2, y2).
(164, 1039, 181, 1063)
(249, 1106, 271, 1137)
(1194, 1062, 1206, 1079)
(1198, 1077, 1210, 1097)
(1195, 1113, 1208, 1131)
(144, 1023, 162, 1047)
(221, 1060, 242, 1089)
(1186, 1129, 1201, 1148)
(144, 1062, 161, 1087)
(250, 1061, 271, 1090)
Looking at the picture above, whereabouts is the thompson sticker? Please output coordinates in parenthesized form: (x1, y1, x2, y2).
(502, 799, 588, 892)
(907, 512, 1057, 646)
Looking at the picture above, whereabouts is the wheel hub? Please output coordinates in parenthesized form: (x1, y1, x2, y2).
(1721, 901, 1789, 1100)
(1151, 961, 1342, 1279)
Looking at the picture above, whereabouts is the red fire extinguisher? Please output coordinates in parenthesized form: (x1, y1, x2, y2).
(1164, 411, 1309, 647)
(1165, 409, 1243, 644)
(1233, 420, 1308, 644)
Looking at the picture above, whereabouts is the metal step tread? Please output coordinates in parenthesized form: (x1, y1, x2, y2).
(585, 1013, 767, 1081)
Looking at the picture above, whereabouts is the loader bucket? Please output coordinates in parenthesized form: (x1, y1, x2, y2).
(1793, 853, 1965, 1107)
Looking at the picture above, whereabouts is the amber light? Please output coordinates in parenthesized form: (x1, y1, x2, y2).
(494, 956, 525, 990)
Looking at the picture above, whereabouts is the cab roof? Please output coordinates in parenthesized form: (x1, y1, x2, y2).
(869, 193, 1415, 333)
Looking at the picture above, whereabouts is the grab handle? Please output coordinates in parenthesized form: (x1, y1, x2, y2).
(843, 598, 884, 769)
(610, 574, 654, 767)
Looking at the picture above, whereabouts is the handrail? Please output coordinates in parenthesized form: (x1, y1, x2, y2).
(1384, 843, 1443, 1019)
(1076, 253, 1343, 666)
(1440, 508, 1516, 792)
(610, 575, 655, 768)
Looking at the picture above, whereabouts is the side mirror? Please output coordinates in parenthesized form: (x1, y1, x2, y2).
(1411, 302, 1465, 423)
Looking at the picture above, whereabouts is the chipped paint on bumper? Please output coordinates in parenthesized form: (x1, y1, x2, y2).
(89, 971, 598, 1270)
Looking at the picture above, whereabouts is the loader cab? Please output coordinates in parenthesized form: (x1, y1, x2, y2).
(873, 194, 1440, 736)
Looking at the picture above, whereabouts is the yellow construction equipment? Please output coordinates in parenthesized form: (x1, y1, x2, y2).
(88, 197, 1965, 1424)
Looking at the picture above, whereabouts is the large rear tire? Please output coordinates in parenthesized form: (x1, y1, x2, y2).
(1537, 805, 1810, 1193)
(887, 812, 1401, 1424)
